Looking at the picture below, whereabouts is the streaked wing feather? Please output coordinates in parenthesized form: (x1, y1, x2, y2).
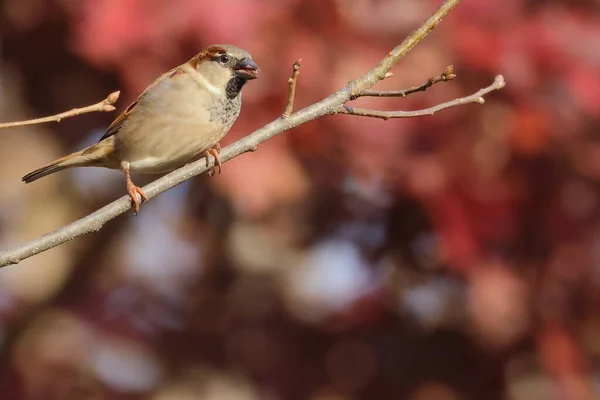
(99, 100, 138, 141)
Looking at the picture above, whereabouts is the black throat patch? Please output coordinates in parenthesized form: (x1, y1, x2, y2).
(226, 74, 248, 99)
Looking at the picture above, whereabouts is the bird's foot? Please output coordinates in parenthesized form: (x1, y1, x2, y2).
(127, 183, 148, 215)
(123, 166, 148, 215)
(205, 143, 222, 177)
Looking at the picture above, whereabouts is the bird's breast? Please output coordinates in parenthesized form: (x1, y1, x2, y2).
(114, 80, 241, 173)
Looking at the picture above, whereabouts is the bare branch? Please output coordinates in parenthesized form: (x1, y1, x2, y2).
(0, 91, 120, 130)
(346, 0, 460, 96)
(281, 59, 302, 118)
(0, 0, 493, 268)
(339, 75, 506, 120)
(355, 65, 456, 99)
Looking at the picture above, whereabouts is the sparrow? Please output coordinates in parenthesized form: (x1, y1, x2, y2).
(22, 44, 259, 214)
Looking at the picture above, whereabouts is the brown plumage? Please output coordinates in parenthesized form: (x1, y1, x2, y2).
(22, 44, 259, 214)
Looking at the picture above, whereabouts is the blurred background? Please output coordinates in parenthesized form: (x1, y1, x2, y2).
(0, 0, 599, 399)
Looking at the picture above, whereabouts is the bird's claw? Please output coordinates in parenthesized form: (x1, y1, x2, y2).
(205, 144, 222, 177)
(127, 183, 148, 215)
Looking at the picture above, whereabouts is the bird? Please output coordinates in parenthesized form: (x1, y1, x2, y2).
(22, 44, 259, 214)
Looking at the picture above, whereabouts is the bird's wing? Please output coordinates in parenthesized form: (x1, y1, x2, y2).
(98, 66, 181, 142)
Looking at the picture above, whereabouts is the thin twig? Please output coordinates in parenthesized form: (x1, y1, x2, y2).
(0, 91, 120, 130)
(0, 0, 483, 268)
(281, 59, 302, 118)
(355, 65, 456, 99)
(339, 75, 505, 120)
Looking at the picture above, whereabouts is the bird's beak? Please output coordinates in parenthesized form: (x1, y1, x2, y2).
(234, 57, 259, 79)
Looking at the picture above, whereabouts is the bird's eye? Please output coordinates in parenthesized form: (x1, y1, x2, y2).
(219, 54, 230, 64)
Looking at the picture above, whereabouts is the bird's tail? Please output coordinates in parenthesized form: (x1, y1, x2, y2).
(22, 140, 115, 183)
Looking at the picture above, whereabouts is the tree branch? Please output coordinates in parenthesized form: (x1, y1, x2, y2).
(354, 64, 456, 99)
(0, 91, 120, 129)
(281, 59, 302, 118)
(0, 0, 498, 268)
(339, 75, 505, 120)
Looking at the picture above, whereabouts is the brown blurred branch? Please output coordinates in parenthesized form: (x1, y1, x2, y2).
(0, 0, 505, 267)
(0, 91, 120, 129)
(339, 75, 505, 120)
(282, 59, 302, 118)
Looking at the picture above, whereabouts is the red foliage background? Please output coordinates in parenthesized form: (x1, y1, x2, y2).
(0, 0, 599, 399)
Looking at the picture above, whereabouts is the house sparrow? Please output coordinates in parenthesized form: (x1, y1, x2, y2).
(22, 44, 259, 214)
